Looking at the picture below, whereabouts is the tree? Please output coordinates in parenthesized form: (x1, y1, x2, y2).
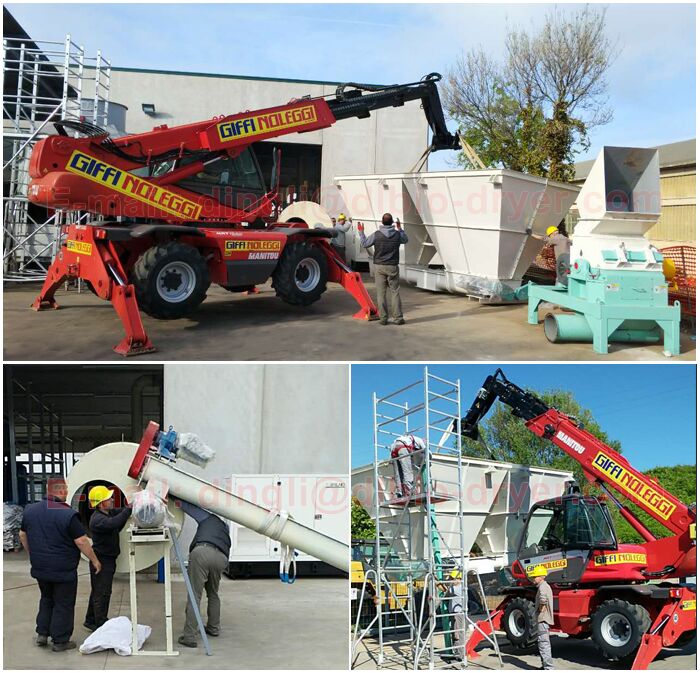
(443, 6, 616, 181)
(351, 497, 376, 540)
(463, 388, 622, 480)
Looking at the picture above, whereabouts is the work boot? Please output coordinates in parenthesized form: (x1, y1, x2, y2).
(393, 318, 406, 325)
(178, 635, 197, 648)
(379, 318, 388, 326)
(51, 641, 77, 652)
(205, 625, 220, 637)
(83, 621, 96, 632)
(36, 634, 48, 647)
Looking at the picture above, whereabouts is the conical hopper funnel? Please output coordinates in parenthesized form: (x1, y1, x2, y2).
(351, 456, 573, 570)
(403, 170, 579, 288)
(336, 170, 579, 297)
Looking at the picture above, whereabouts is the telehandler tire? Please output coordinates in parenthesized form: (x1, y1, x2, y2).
(272, 240, 328, 306)
(591, 598, 651, 662)
(131, 241, 210, 319)
(502, 597, 538, 649)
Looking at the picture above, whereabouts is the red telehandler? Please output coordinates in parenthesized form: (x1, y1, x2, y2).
(27, 73, 459, 355)
(460, 370, 696, 669)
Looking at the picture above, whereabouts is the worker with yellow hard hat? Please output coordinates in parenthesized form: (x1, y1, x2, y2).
(331, 212, 353, 262)
(83, 485, 132, 631)
(543, 220, 572, 287)
(529, 564, 554, 669)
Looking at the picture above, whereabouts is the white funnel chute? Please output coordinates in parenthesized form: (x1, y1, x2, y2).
(571, 147, 663, 272)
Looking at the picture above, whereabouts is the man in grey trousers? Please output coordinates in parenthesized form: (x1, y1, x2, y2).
(177, 500, 231, 648)
(530, 564, 555, 670)
(358, 212, 408, 325)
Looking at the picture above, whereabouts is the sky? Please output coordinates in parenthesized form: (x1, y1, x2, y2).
(351, 364, 697, 470)
(6, 2, 696, 171)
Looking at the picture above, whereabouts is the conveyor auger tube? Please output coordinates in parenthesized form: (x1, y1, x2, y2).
(129, 423, 348, 572)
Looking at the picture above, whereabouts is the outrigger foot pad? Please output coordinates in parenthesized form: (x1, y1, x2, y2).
(353, 307, 379, 321)
(31, 297, 59, 311)
(114, 338, 157, 357)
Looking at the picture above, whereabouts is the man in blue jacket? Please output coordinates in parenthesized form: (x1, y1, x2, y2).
(19, 478, 102, 652)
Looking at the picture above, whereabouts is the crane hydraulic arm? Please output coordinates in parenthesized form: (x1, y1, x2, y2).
(461, 369, 696, 575)
(28, 73, 458, 222)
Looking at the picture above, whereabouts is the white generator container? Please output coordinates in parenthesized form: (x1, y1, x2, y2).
(352, 455, 573, 570)
(335, 170, 579, 301)
(227, 473, 349, 564)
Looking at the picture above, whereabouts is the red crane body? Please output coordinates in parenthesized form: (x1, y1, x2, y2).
(28, 74, 459, 355)
(460, 370, 696, 669)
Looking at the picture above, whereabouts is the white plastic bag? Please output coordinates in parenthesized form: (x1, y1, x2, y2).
(176, 432, 215, 467)
(131, 489, 166, 529)
(79, 616, 151, 656)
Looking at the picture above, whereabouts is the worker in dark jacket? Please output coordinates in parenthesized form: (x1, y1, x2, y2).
(84, 485, 132, 631)
(358, 212, 409, 325)
(19, 478, 102, 652)
(177, 500, 231, 647)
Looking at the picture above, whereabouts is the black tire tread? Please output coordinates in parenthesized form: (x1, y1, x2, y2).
(271, 240, 328, 306)
(131, 241, 210, 319)
(591, 598, 651, 662)
(502, 596, 538, 649)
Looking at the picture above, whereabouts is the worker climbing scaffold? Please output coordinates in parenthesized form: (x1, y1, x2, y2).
(351, 368, 502, 670)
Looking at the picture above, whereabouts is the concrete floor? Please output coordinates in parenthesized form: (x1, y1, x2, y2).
(3, 550, 348, 669)
(352, 629, 697, 670)
(3, 279, 695, 361)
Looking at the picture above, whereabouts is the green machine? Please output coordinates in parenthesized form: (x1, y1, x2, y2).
(527, 146, 681, 356)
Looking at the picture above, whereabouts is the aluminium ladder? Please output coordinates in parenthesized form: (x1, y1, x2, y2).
(352, 368, 502, 670)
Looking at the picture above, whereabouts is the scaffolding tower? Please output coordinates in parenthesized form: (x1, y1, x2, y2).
(352, 368, 502, 670)
(3, 34, 111, 280)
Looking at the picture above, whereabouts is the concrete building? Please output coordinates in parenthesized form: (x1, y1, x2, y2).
(574, 139, 696, 248)
(107, 66, 429, 214)
(4, 363, 347, 501)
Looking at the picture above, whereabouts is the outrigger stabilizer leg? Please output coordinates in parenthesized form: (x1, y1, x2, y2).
(325, 247, 379, 320)
(31, 226, 156, 356)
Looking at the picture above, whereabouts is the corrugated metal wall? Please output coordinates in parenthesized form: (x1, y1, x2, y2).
(647, 204, 696, 243)
(661, 172, 696, 199)
(647, 171, 696, 243)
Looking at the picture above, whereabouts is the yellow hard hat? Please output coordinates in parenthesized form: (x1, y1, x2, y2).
(338, 213, 347, 221)
(449, 568, 462, 580)
(546, 226, 558, 236)
(89, 485, 114, 507)
(528, 564, 548, 578)
(662, 257, 676, 282)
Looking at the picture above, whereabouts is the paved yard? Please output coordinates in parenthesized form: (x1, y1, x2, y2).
(4, 279, 695, 361)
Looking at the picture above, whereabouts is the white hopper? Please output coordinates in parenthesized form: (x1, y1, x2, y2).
(351, 455, 573, 572)
(336, 170, 579, 301)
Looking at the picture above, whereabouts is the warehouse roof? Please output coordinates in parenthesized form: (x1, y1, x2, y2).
(574, 138, 696, 181)
(110, 65, 382, 88)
